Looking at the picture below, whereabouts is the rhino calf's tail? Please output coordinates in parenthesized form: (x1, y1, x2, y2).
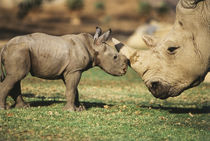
(0, 46, 5, 82)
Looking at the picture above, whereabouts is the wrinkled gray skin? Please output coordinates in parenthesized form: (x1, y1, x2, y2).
(0, 27, 128, 111)
(113, 0, 210, 99)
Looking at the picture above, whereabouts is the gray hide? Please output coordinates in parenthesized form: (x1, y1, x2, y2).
(0, 27, 128, 111)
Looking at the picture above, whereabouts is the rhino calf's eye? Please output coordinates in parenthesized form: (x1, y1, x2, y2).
(114, 55, 118, 60)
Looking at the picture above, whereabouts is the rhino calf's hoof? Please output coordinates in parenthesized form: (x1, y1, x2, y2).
(63, 105, 86, 112)
(15, 103, 30, 109)
(77, 105, 86, 111)
(9, 102, 30, 109)
(0, 105, 5, 110)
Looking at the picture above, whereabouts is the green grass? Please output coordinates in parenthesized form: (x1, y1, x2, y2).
(0, 67, 209, 141)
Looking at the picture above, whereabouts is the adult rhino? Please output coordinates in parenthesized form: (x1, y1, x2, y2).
(113, 0, 210, 99)
(0, 27, 128, 111)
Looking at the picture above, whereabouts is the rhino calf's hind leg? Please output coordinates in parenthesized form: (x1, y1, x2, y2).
(9, 81, 29, 108)
(0, 46, 30, 109)
(0, 76, 21, 109)
(0, 75, 29, 109)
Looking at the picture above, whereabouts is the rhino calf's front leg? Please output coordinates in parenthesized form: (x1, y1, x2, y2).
(63, 71, 85, 111)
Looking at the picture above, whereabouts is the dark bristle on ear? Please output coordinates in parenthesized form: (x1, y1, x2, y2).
(96, 26, 102, 31)
(108, 28, 112, 33)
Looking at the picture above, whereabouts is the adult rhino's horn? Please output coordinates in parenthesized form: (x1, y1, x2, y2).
(112, 38, 124, 52)
(181, 0, 204, 9)
(112, 38, 137, 60)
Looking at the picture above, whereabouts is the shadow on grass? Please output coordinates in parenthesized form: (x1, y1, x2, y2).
(140, 105, 210, 114)
(28, 101, 112, 110)
(82, 102, 113, 109)
(29, 100, 65, 107)
(22, 93, 64, 107)
(22, 93, 112, 109)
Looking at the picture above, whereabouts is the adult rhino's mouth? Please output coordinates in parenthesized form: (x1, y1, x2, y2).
(145, 78, 185, 99)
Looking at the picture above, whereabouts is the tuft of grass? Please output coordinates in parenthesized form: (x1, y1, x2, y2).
(138, 1, 152, 15)
(157, 2, 170, 14)
(94, 1, 105, 11)
(18, 0, 43, 19)
(0, 67, 209, 140)
(66, 0, 84, 11)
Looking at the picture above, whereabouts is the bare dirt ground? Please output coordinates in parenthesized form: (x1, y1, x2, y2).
(0, 0, 176, 40)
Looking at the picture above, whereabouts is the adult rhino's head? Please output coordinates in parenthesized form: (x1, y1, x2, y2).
(92, 27, 128, 76)
(113, 0, 210, 99)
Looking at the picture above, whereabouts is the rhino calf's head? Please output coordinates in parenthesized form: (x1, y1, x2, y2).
(92, 27, 128, 76)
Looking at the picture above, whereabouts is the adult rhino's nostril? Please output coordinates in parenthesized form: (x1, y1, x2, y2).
(148, 81, 162, 97)
(147, 80, 170, 99)
(151, 81, 160, 90)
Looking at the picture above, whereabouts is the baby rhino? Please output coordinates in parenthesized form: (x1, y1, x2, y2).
(0, 27, 128, 111)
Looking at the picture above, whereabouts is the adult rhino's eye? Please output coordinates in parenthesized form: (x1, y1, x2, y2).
(167, 46, 180, 54)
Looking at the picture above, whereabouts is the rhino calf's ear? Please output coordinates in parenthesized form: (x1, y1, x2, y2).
(94, 27, 102, 44)
(142, 35, 157, 48)
(98, 29, 112, 43)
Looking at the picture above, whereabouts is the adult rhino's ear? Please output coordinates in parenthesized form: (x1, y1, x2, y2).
(181, 0, 203, 9)
(142, 35, 157, 48)
(94, 27, 102, 44)
(98, 29, 112, 43)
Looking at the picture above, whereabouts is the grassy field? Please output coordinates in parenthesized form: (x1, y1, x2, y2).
(0, 67, 209, 141)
